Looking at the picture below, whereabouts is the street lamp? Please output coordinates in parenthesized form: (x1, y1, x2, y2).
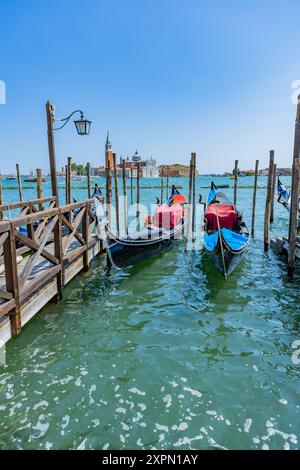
(46, 101, 91, 202)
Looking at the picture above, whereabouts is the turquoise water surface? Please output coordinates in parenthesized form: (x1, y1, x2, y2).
(0, 175, 299, 450)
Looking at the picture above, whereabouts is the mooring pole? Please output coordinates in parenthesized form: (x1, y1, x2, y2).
(46, 101, 59, 204)
(113, 153, 120, 237)
(166, 167, 169, 198)
(67, 156, 72, 205)
(86, 162, 91, 199)
(36, 168, 44, 211)
(288, 157, 300, 275)
(16, 163, 23, 202)
(270, 163, 277, 223)
(136, 162, 140, 230)
(65, 165, 68, 204)
(122, 159, 128, 235)
(233, 159, 238, 206)
(130, 167, 133, 205)
(251, 160, 259, 237)
(192, 153, 196, 242)
(288, 95, 300, 237)
(264, 150, 275, 251)
(188, 156, 193, 205)
(161, 167, 164, 203)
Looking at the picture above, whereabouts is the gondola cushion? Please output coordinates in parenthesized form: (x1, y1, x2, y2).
(154, 203, 182, 229)
(205, 204, 237, 230)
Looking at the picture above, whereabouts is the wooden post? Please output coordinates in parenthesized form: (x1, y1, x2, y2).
(288, 157, 300, 275)
(67, 156, 72, 204)
(113, 153, 120, 237)
(270, 163, 277, 223)
(264, 150, 275, 251)
(16, 163, 23, 201)
(166, 167, 169, 198)
(46, 101, 59, 204)
(188, 156, 193, 204)
(288, 97, 300, 236)
(122, 159, 128, 235)
(191, 153, 196, 242)
(53, 212, 63, 301)
(3, 225, 21, 335)
(293, 95, 300, 161)
(86, 162, 91, 199)
(161, 167, 164, 203)
(65, 165, 68, 204)
(233, 159, 238, 206)
(130, 167, 133, 205)
(251, 160, 259, 237)
(0, 174, 3, 220)
(136, 162, 140, 230)
(82, 201, 90, 271)
(36, 168, 44, 211)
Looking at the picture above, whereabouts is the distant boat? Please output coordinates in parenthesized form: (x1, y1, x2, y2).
(5, 176, 16, 180)
(24, 177, 47, 182)
(202, 182, 250, 278)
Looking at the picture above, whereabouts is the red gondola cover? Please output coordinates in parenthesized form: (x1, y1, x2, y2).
(154, 203, 182, 229)
(205, 204, 237, 230)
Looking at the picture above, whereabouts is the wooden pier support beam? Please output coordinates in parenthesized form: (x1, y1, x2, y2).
(16, 163, 23, 202)
(251, 160, 259, 237)
(288, 157, 300, 275)
(113, 153, 120, 237)
(233, 160, 238, 206)
(264, 150, 275, 251)
(3, 226, 21, 336)
(82, 201, 90, 272)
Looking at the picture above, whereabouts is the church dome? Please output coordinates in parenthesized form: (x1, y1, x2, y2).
(132, 150, 141, 162)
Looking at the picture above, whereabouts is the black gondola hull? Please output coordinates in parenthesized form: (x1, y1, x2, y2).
(106, 225, 184, 269)
(204, 242, 248, 277)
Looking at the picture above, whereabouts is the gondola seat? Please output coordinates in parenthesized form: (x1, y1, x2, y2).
(205, 203, 237, 231)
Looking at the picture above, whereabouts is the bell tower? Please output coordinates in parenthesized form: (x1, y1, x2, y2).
(105, 131, 113, 168)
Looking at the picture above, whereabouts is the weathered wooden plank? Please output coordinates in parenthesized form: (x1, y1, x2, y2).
(19, 215, 59, 286)
(62, 208, 85, 255)
(0, 299, 16, 318)
(20, 265, 61, 303)
(3, 225, 21, 335)
(15, 229, 59, 266)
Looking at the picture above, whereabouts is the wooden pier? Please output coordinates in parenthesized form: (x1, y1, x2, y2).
(0, 195, 103, 346)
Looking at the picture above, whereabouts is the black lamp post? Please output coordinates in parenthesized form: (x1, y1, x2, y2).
(46, 101, 91, 203)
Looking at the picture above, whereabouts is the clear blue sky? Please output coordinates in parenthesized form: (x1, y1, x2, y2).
(0, 0, 300, 174)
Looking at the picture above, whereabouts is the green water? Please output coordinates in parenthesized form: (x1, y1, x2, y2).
(0, 176, 300, 450)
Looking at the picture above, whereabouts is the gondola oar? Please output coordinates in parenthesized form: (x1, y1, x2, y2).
(215, 205, 227, 279)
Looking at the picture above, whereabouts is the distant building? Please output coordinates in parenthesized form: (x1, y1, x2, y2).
(159, 164, 199, 178)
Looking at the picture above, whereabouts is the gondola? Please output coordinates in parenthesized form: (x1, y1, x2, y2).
(277, 177, 300, 224)
(202, 182, 250, 278)
(95, 185, 186, 269)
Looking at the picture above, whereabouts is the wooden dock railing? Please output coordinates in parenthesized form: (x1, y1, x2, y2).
(0, 197, 101, 337)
